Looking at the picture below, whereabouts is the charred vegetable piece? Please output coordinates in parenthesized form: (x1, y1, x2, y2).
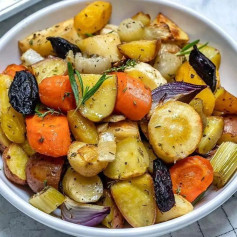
(153, 158, 175, 212)
(47, 37, 80, 58)
(8, 71, 39, 115)
(61, 197, 110, 227)
(189, 45, 216, 92)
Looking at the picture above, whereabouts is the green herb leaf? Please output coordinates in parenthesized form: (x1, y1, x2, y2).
(104, 59, 137, 73)
(35, 104, 62, 118)
(85, 33, 94, 37)
(180, 39, 200, 53)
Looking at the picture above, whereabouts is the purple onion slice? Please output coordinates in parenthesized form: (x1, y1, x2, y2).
(61, 197, 110, 227)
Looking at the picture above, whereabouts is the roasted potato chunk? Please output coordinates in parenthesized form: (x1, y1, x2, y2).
(31, 57, 67, 84)
(148, 101, 202, 163)
(74, 1, 112, 35)
(132, 12, 151, 26)
(118, 40, 159, 62)
(111, 174, 156, 227)
(67, 110, 98, 144)
(156, 194, 193, 223)
(26, 154, 64, 193)
(98, 190, 124, 228)
(77, 34, 122, 62)
(0, 124, 11, 152)
(20, 139, 36, 156)
(103, 137, 149, 180)
(78, 74, 117, 122)
(218, 116, 237, 144)
(125, 62, 167, 90)
(100, 24, 118, 35)
(62, 167, 103, 203)
(19, 18, 81, 56)
(68, 141, 108, 177)
(3, 144, 29, 185)
(143, 141, 157, 173)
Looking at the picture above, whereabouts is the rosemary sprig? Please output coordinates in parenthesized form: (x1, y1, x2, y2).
(67, 62, 111, 110)
(104, 59, 137, 73)
(35, 104, 62, 118)
(176, 40, 209, 56)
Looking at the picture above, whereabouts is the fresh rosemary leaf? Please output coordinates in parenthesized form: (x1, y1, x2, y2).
(180, 39, 200, 53)
(35, 104, 62, 118)
(197, 42, 209, 51)
(176, 41, 209, 56)
(68, 62, 80, 106)
(75, 70, 84, 97)
(85, 33, 94, 37)
(104, 59, 137, 73)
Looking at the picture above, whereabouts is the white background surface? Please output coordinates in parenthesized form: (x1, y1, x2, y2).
(0, 0, 236, 236)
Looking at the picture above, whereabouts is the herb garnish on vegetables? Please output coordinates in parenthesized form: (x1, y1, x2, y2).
(104, 59, 137, 73)
(176, 40, 209, 56)
(35, 104, 62, 118)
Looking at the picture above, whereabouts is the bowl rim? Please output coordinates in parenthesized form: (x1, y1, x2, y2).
(0, 0, 237, 236)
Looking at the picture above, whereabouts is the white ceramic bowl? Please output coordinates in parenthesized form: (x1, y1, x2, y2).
(0, 0, 236, 236)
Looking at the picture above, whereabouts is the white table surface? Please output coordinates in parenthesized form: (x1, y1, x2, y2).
(0, 0, 236, 236)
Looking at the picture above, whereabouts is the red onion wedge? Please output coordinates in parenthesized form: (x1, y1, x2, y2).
(61, 197, 110, 227)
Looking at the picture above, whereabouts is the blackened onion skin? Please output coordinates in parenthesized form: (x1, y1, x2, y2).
(47, 37, 81, 58)
(189, 45, 216, 92)
(153, 158, 175, 212)
(8, 70, 39, 115)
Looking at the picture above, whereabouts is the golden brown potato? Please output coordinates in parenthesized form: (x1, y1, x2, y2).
(103, 137, 149, 180)
(102, 115, 126, 123)
(139, 119, 149, 140)
(143, 141, 157, 173)
(98, 190, 124, 228)
(0, 124, 11, 152)
(154, 13, 189, 46)
(19, 18, 81, 56)
(156, 194, 193, 223)
(26, 153, 64, 193)
(118, 40, 159, 62)
(67, 110, 98, 144)
(77, 34, 122, 62)
(68, 141, 108, 177)
(62, 167, 103, 203)
(111, 174, 156, 227)
(132, 12, 151, 26)
(148, 101, 202, 163)
(20, 139, 36, 156)
(78, 74, 117, 122)
(218, 116, 237, 144)
(74, 1, 112, 35)
(3, 144, 29, 185)
(30, 57, 67, 84)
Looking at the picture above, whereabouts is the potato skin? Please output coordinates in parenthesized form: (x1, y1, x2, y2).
(26, 153, 64, 193)
(3, 144, 29, 185)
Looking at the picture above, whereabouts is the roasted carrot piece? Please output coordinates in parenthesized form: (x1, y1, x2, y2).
(114, 72, 152, 121)
(170, 156, 213, 202)
(39, 75, 76, 113)
(26, 114, 71, 157)
(3, 64, 27, 78)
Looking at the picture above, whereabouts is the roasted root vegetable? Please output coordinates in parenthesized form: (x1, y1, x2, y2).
(132, 12, 151, 26)
(62, 197, 110, 226)
(74, 1, 112, 35)
(29, 186, 65, 214)
(3, 64, 27, 78)
(20, 139, 35, 156)
(156, 194, 193, 223)
(143, 141, 156, 173)
(26, 154, 64, 193)
(77, 74, 117, 122)
(30, 57, 67, 84)
(125, 62, 167, 90)
(0, 125, 11, 152)
(111, 174, 156, 227)
(100, 24, 118, 35)
(153, 158, 175, 212)
(3, 144, 29, 185)
(176, 61, 216, 115)
(211, 142, 237, 188)
(67, 110, 98, 144)
(148, 101, 202, 163)
(103, 137, 149, 180)
(62, 167, 103, 203)
(170, 156, 214, 202)
(39, 75, 76, 113)
(154, 13, 189, 46)
(26, 114, 71, 157)
(214, 87, 237, 114)
(114, 72, 152, 121)
(98, 190, 124, 228)
(77, 34, 122, 62)
(197, 116, 224, 155)
(102, 114, 126, 123)
(20, 49, 44, 66)
(118, 18, 144, 42)
(68, 141, 108, 177)
(218, 116, 237, 144)
(118, 40, 159, 62)
(19, 18, 81, 57)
